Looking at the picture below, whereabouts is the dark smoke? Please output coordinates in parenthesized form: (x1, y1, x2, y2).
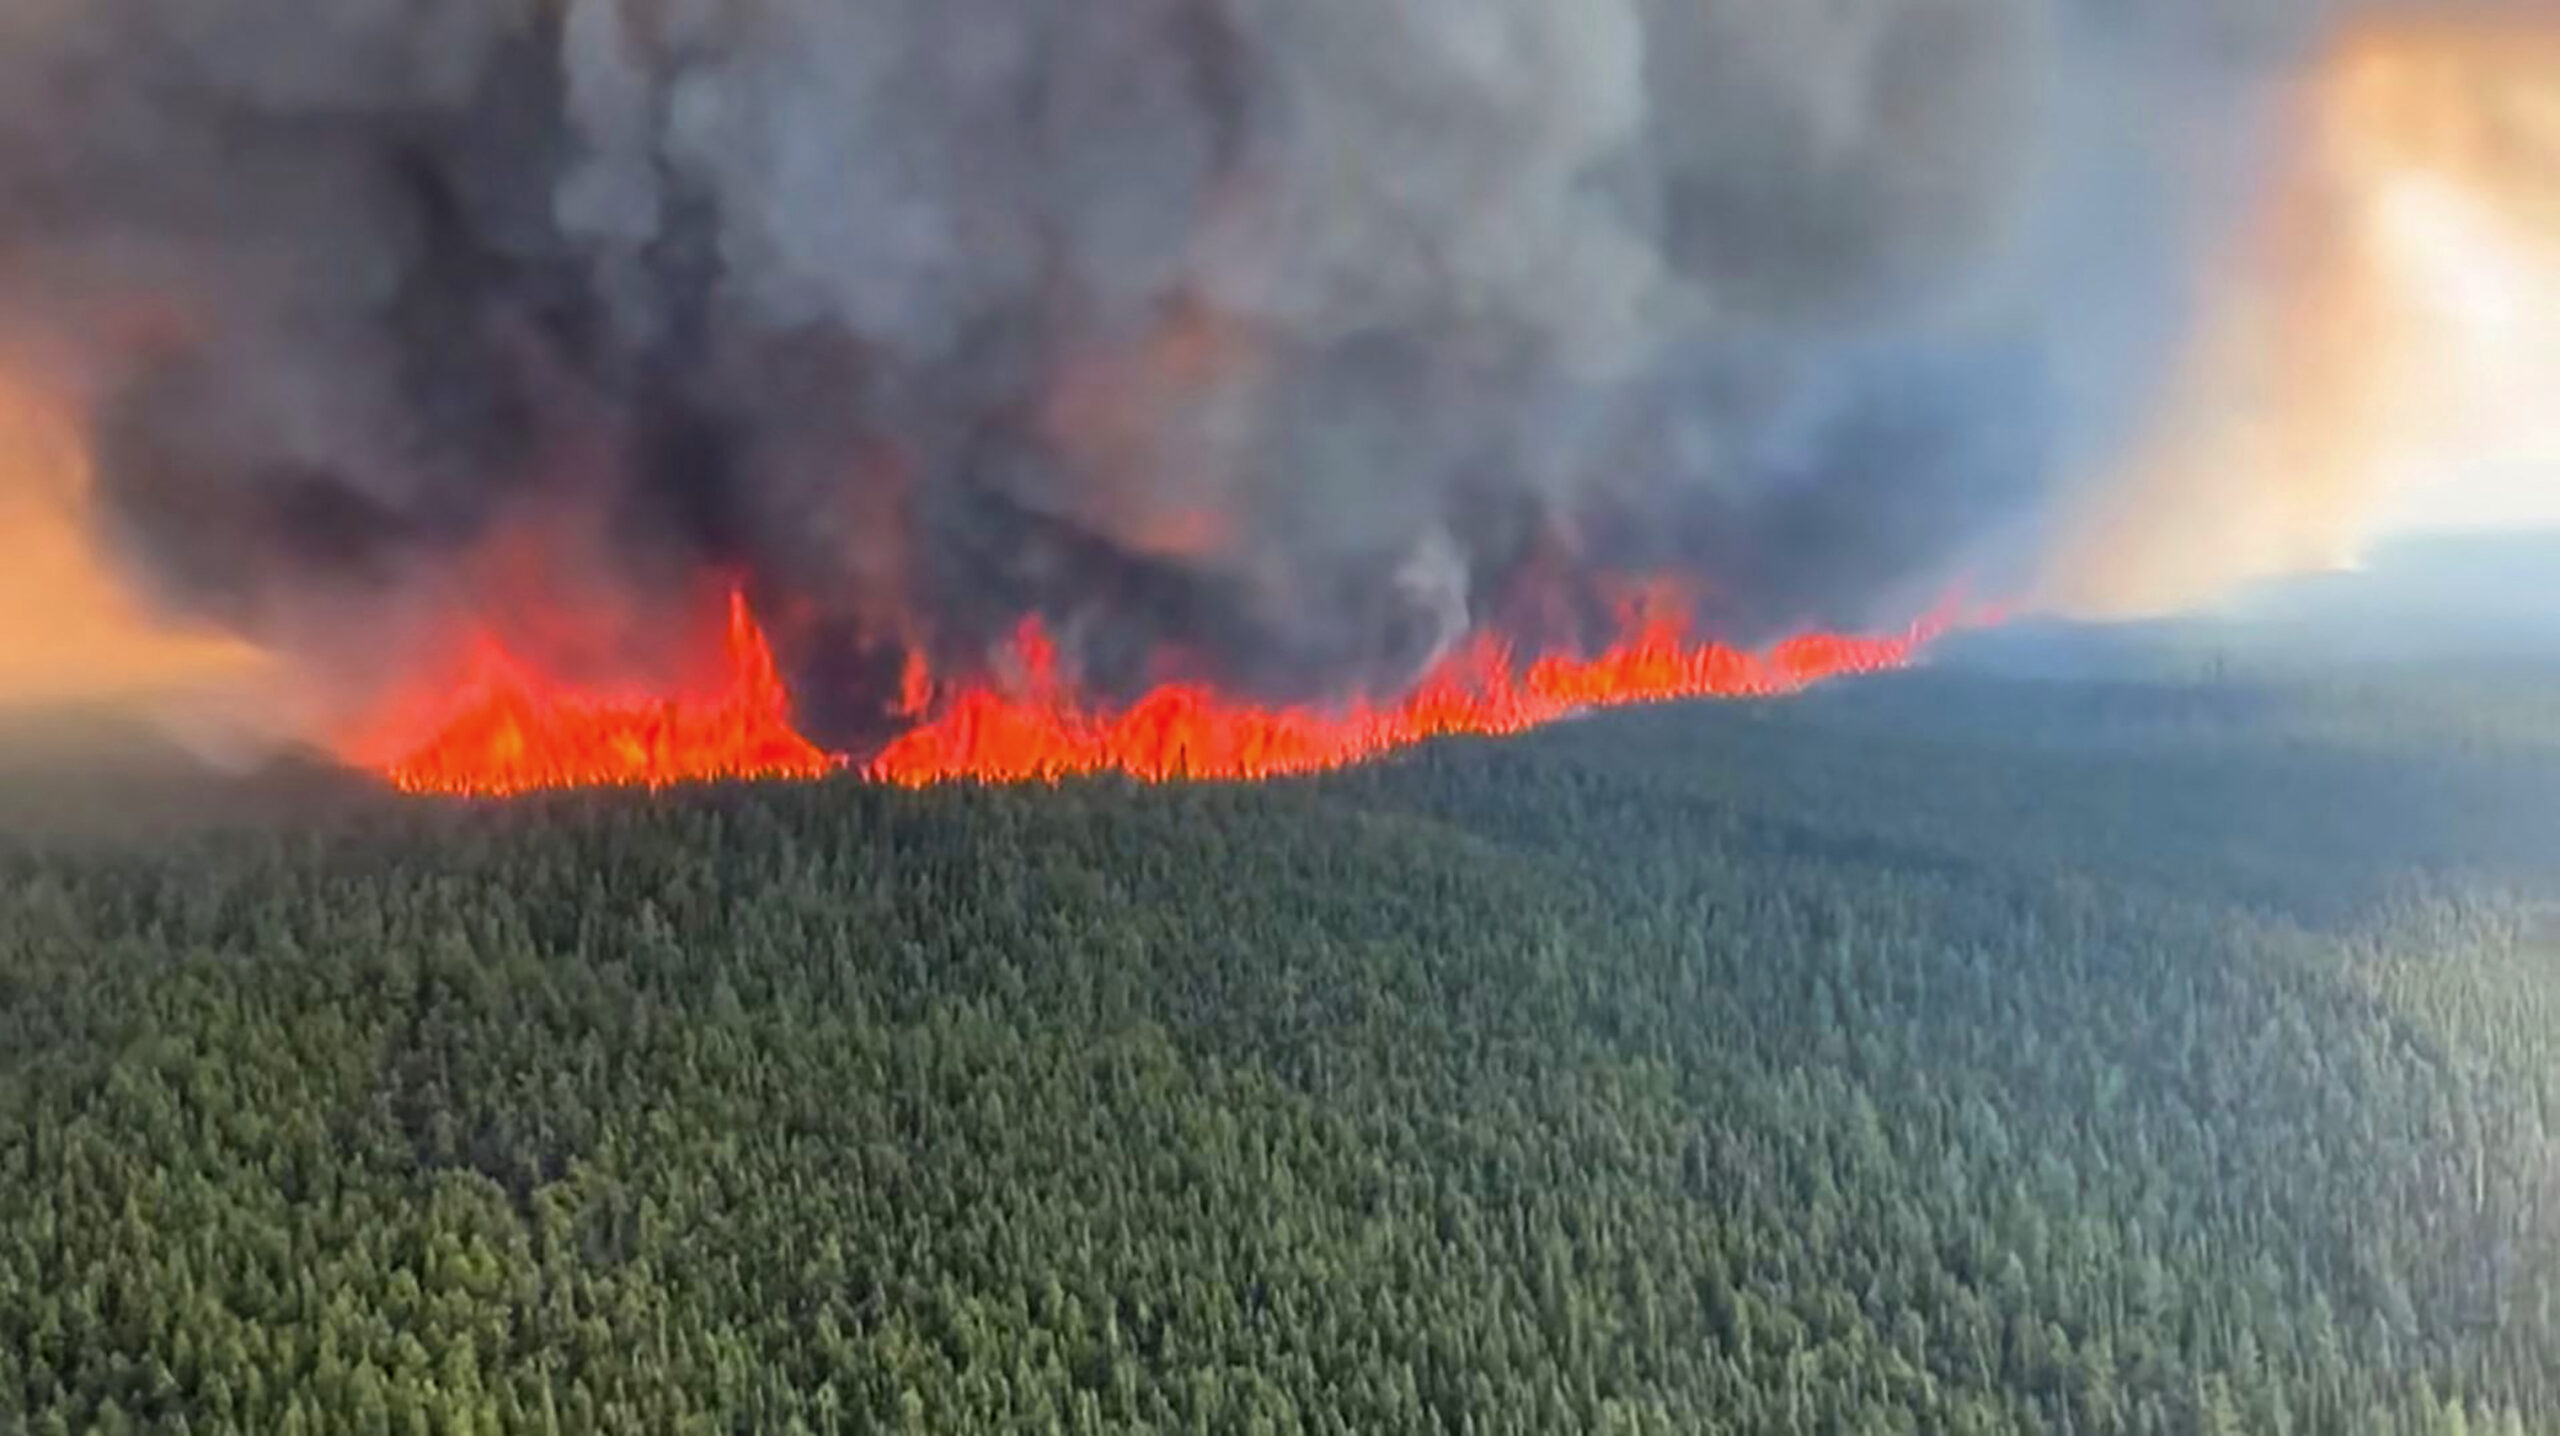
(0, 0, 2507, 746)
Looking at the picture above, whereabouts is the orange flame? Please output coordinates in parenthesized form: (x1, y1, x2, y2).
(380, 590, 837, 796)
(372, 588, 1948, 796)
(867, 596, 1945, 787)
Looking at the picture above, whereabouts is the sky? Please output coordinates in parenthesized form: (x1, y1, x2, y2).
(2042, 8, 2559, 613)
(2385, 462, 2560, 538)
(2360, 79, 2560, 539)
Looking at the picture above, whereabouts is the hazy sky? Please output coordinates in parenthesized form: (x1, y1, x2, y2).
(2366, 137, 2560, 538)
(0, 378, 267, 708)
(2383, 463, 2560, 536)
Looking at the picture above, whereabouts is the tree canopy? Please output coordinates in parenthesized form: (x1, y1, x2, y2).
(2, 655, 2556, 1433)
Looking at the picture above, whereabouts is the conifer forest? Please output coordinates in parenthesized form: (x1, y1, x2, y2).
(3, 637, 2558, 1434)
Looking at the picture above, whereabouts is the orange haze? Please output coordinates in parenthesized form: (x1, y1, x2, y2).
(0, 372, 271, 710)
(2051, 11, 2560, 614)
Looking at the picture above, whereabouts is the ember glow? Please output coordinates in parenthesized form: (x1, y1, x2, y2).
(372, 592, 1943, 795)
(378, 591, 836, 797)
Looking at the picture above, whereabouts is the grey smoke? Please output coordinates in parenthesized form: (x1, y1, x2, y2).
(0, 0, 2492, 743)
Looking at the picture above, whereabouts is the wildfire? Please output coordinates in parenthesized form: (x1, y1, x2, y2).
(371, 588, 1942, 796)
(867, 608, 1935, 786)
(380, 590, 837, 797)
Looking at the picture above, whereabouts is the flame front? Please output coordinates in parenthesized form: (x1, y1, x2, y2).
(370, 590, 1942, 796)
(381, 591, 837, 797)
(869, 599, 1943, 787)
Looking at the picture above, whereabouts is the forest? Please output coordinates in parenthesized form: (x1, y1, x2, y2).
(2, 631, 2558, 1434)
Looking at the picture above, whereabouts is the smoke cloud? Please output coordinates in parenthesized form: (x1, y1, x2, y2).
(0, 0, 2540, 742)
(0, 362, 272, 709)
(2049, 4, 2560, 613)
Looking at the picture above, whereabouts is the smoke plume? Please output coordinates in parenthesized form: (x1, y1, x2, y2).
(0, 0, 2543, 743)
(0, 362, 271, 711)
(2050, 4, 2560, 613)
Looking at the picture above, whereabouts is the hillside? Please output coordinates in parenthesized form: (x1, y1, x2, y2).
(3, 633, 2559, 1433)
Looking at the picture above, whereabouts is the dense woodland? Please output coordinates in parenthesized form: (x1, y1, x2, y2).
(3, 640, 2559, 1433)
